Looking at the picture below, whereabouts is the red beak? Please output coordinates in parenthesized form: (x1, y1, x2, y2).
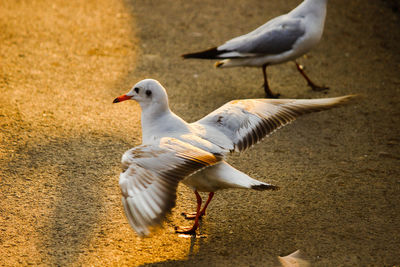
(113, 94, 131, 103)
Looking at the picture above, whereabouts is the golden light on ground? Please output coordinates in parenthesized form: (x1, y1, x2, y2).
(0, 0, 201, 265)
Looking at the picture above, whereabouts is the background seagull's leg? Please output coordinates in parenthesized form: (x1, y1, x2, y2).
(262, 64, 280, 98)
(294, 61, 329, 91)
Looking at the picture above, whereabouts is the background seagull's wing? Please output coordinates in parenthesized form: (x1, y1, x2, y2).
(193, 96, 355, 152)
(119, 137, 220, 236)
(217, 17, 305, 58)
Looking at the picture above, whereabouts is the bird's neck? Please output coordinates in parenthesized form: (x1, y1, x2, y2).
(291, 0, 328, 17)
(140, 104, 189, 144)
(304, 0, 328, 4)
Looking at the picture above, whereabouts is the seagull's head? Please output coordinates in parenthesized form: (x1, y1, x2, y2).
(113, 79, 169, 111)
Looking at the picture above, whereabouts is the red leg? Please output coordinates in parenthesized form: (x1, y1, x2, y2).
(199, 192, 214, 217)
(175, 190, 202, 234)
(182, 192, 215, 220)
(294, 61, 329, 91)
(262, 64, 280, 98)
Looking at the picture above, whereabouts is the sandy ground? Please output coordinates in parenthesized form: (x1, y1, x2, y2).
(1, 0, 399, 266)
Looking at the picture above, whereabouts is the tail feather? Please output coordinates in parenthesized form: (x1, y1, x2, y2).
(182, 47, 227, 59)
(251, 183, 280, 191)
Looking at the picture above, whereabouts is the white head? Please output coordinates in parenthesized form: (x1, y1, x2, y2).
(113, 79, 169, 113)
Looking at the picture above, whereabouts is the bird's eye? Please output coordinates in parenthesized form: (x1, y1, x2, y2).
(145, 90, 152, 97)
(134, 87, 139, 93)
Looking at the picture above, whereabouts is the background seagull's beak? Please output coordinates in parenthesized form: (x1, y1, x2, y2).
(113, 94, 131, 103)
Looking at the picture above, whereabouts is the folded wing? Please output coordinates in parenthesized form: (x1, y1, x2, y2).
(119, 137, 220, 236)
(194, 95, 355, 152)
(219, 18, 305, 57)
(182, 18, 305, 60)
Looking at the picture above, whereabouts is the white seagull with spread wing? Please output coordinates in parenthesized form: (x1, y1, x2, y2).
(113, 79, 353, 236)
(183, 0, 329, 98)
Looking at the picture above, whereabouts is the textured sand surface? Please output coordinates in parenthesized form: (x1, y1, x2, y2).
(1, 0, 399, 266)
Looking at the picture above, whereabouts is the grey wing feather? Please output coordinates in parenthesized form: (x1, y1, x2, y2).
(119, 138, 220, 236)
(194, 96, 356, 152)
(219, 18, 305, 56)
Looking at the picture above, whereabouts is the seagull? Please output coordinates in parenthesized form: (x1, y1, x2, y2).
(113, 79, 354, 236)
(182, 0, 329, 98)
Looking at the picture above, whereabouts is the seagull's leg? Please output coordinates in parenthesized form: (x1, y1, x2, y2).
(183, 192, 215, 220)
(175, 190, 202, 234)
(262, 64, 280, 98)
(294, 61, 329, 91)
(199, 192, 214, 217)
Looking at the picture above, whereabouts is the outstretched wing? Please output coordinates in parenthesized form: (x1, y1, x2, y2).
(119, 137, 220, 236)
(193, 96, 355, 152)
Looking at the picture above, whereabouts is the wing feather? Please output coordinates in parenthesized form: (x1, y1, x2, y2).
(193, 95, 355, 152)
(218, 18, 305, 57)
(119, 137, 220, 236)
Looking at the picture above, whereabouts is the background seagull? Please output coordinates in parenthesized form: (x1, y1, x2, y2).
(113, 79, 354, 236)
(182, 0, 329, 98)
